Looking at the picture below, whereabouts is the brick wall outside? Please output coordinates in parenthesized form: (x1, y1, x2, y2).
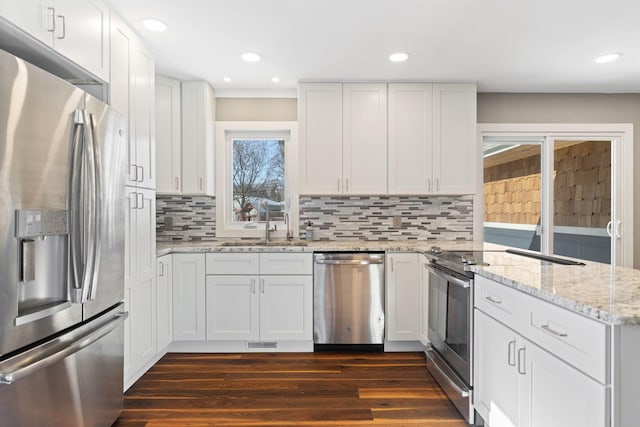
(484, 141, 611, 228)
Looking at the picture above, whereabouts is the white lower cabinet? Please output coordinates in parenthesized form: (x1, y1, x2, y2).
(474, 309, 609, 427)
(386, 253, 421, 342)
(205, 274, 312, 342)
(172, 253, 206, 341)
(123, 187, 157, 389)
(204, 252, 313, 350)
(156, 254, 173, 351)
(206, 275, 259, 341)
(419, 255, 430, 346)
(259, 275, 313, 341)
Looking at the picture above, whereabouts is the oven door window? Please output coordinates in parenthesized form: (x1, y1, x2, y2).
(446, 283, 470, 364)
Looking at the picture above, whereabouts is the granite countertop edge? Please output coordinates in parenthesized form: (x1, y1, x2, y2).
(471, 268, 630, 326)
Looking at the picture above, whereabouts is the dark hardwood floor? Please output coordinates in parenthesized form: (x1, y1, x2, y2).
(113, 352, 468, 426)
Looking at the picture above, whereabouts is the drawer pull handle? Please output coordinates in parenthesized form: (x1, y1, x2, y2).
(507, 340, 516, 367)
(486, 296, 502, 304)
(541, 324, 568, 337)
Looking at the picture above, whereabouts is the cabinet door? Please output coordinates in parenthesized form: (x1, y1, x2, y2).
(0, 0, 54, 46)
(419, 256, 430, 346)
(134, 189, 157, 365)
(260, 275, 313, 341)
(109, 14, 131, 138)
(156, 255, 173, 351)
(298, 83, 343, 194)
(181, 81, 214, 195)
(519, 339, 609, 427)
(131, 46, 156, 189)
(388, 83, 434, 194)
(474, 310, 520, 426)
(386, 253, 421, 341)
(122, 275, 135, 386)
(54, 0, 108, 81)
(205, 275, 259, 341)
(155, 76, 182, 193)
(172, 254, 206, 341)
(343, 83, 387, 194)
(432, 83, 476, 194)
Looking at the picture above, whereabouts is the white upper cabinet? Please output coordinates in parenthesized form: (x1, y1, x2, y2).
(110, 13, 155, 190)
(343, 83, 388, 194)
(155, 76, 182, 193)
(299, 82, 476, 196)
(298, 83, 343, 194)
(432, 83, 477, 194)
(298, 82, 387, 195)
(0, 0, 109, 81)
(131, 47, 155, 189)
(388, 83, 476, 195)
(388, 84, 434, 194)
(181, 81, 215, 195)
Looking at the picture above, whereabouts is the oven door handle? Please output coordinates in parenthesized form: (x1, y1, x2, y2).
(427, 265, 470, 289)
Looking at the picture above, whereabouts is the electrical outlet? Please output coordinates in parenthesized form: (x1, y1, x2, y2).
(392, 216, 402, 228)
(165, 216, 173, 228)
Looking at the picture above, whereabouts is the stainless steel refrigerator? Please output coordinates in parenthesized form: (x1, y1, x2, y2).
(0, 48, 128, 426)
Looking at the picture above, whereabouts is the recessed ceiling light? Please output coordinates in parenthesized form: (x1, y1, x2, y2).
(141, 18, 167, 32)
(595, 52, 622, 64)
(272, 77, 280, 83)
(389, 52, 410, 63)
(223, 77, 232, 82)
(241, 52, 261, 62)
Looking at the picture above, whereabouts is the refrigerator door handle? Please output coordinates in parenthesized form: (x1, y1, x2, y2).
(0, 311, 128, 385)
(70, 110, 100, 303)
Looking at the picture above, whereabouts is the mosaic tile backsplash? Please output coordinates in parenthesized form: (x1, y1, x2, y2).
(157, 195, 473, 242)
(299, 196, 473, 241)
(156, 195, 217, 242)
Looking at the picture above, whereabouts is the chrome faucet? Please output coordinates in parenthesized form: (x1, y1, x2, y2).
(258, 198, 273, 242)
(284, 212, 292, 240)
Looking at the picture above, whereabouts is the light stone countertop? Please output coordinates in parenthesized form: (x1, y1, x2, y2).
(156, 239, 486, 256)
(470, 251, 640, 326)
(157, 240, 640, 326)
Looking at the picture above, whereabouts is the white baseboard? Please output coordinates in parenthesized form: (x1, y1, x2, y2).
(168, 340, 314, 353)
(384, 340, 425, 352)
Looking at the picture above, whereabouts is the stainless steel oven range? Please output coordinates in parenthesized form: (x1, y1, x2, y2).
(424, 246, 488, 425)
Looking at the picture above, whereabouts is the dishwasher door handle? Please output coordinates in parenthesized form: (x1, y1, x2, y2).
(315, 259, 384, 265)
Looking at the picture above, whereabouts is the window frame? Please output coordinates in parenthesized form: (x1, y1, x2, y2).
(215, 121, 299, 239)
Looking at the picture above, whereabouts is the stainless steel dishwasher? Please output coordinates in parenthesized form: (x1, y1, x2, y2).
(313, 252, 385, 344)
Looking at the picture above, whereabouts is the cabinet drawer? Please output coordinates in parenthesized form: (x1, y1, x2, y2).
(475, 275, 523, 328)
(523, 295, 609, 384)
(260, 253, 313, 275)
(206, 253, 260, 275)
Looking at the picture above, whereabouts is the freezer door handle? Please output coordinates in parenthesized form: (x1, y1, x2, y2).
(0, 311, 128, 385)
(69, 110, 101, 303)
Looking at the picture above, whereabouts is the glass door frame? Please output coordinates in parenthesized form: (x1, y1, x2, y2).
(476, 123, 634, 268)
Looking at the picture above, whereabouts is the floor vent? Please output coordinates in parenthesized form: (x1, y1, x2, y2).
(247, 341, 278, 349)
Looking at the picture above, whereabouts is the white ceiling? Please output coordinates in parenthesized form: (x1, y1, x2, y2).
(109, 0, 640, 96)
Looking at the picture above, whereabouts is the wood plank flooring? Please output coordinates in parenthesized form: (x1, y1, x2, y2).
(113, 352, 468, 426)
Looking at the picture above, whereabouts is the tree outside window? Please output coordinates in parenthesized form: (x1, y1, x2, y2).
(232, 139, 285, 222)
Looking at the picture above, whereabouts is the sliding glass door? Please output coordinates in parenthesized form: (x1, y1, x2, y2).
(483, 137, 544, 253)
(482, 134, 627, 266)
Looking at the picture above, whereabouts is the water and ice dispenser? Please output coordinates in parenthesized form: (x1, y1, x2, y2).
(15, 209, 70, 325)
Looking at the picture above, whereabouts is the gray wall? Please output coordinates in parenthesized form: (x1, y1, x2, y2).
(216, 98, 297, 121)
(478, 93, 640, 268)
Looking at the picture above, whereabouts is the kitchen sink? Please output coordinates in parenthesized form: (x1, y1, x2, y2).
(221, 240, 308, 247)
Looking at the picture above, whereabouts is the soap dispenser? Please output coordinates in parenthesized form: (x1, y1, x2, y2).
(305, 221, 314, 241)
